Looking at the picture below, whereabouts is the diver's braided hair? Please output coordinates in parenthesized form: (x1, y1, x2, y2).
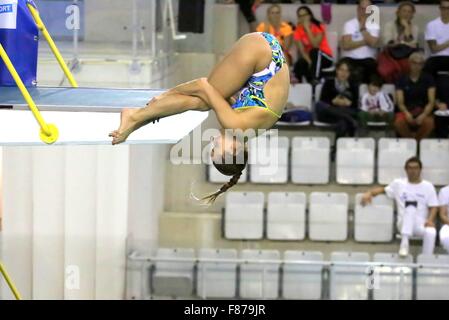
(202, 171, 243, 205)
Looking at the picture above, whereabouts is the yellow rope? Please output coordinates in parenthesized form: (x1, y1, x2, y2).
(0, 262, 22, 300)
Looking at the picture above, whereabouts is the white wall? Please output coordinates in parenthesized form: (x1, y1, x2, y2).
(125, 145, 167, 300)
(0, 144, 166, 300)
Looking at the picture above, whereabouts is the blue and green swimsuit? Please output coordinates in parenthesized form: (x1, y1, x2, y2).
(231, 32, 286, 118)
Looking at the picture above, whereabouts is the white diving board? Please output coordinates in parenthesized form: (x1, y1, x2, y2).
(0, 86, 209, 145)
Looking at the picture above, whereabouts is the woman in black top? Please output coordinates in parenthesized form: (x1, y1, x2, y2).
(315, 59, 359, 139)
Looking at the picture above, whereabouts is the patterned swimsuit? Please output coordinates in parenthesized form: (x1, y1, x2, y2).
(231, 32, 286, 118)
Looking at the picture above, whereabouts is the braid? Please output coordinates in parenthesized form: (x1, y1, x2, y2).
(202, 171, 242, 204)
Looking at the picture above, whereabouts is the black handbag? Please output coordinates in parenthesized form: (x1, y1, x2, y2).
(388, 44, 416, 60)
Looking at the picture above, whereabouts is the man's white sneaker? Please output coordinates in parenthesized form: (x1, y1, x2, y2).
(399, 246, 409, 257)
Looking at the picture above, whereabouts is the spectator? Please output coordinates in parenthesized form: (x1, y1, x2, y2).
(395, 52, 435, 141)
(315, 59, 359, 139)
(435, 74, 449, 138)
(438, 184, 449, 253)
(340, 0, 380, 84)
(293, 6, 334, 84)
(361, 156, 438, 257)
(378, 1, 418, 83)
(424, 0, 449, 79)
(256, 4, 294, 64)
(358, 75, 395, 131)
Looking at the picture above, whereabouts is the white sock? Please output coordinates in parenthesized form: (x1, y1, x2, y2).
(400, 235, 409, 249)
(440, 225, 449, 253)
(422, 227, 436, 255)
(442, 237, 449, 254)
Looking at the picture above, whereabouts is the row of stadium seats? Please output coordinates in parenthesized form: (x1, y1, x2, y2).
(223, 191, 394, 242)
(208, 137, 449, 186)
(146, 248, 449, 300)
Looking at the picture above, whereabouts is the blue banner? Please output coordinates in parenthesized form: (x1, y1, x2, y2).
(0, 0, 38, 87)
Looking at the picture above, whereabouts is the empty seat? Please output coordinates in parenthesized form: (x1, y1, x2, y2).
(152, 248, 195, 297)
(224, 192, 264, 240)
(278, 84, 313, 126)
(336, 138, 375, 184)
(282, 251, 323, 299)
(416, 254, 449, 300)
(291, 136, 330, 184)
(197, 248, 238, 298)
(372, 253, 413, 300)
(309, 192, 348, 241)
(249, 134, 289, 184)
(208, 165, 248, 183)
(420, 139, 449, 186)
(354, 193, 394, 242)
(329, 251, 370, 300)
(287, 83, 313, 110)
(239, 250, 281, 299)
(377, 138, 417, 184)
(267, 192, 306, 240)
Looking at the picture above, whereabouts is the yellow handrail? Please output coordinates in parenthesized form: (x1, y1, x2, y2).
(27, 3, 79, 88)
(0, 43, 59, 144)
(0, 262, 22, 300)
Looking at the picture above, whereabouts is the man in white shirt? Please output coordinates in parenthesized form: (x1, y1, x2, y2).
(425, 0, 449, 79)
(438, 184, 449, 253)
(340, 0, 380, 84)
(361, 157, 438, 257)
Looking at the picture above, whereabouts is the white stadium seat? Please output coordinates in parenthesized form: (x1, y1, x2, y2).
(287, 83, 313, 110)
(354, 193, 394, 242)
(336, 138, 375, 184)
(420, 139, 449, 186)
(267, 192, 306, 240)
(309, 192, 348, 241)
(291, 136, 330, 184)
(197, 248, 238, 298)
(277, 84, 313, 127)
(372, 253, 413, 300)
(282, 251, 323, 299)
(224, 192, 264, 240)
(152, 248, 195, 298)
(329, 251, 370, 300)
(377, 138, 417, 185)
(239, 250, 281, 299)
(249, 134, 289, 184)
(416, 254, 449, 300)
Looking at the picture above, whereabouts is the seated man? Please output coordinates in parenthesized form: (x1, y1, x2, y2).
(361, 157, 438, 257)
(395, 52, 435, 141)
(340, 0, 380, 84)
(424, 0, 449, 79)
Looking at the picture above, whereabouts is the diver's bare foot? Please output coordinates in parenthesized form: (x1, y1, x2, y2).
(109, 108, 139, 145)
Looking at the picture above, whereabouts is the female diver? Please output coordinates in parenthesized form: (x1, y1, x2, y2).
(110, 32, 290, 203)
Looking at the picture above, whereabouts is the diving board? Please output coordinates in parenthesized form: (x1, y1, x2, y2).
(0, 86, 209, 145)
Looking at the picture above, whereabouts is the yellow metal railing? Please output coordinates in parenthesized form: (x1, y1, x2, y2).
(0, 262, 21, 300)
(0, 3, 79, 144)
(0, 43, 59, 144)
(27, 3, 78, 88)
